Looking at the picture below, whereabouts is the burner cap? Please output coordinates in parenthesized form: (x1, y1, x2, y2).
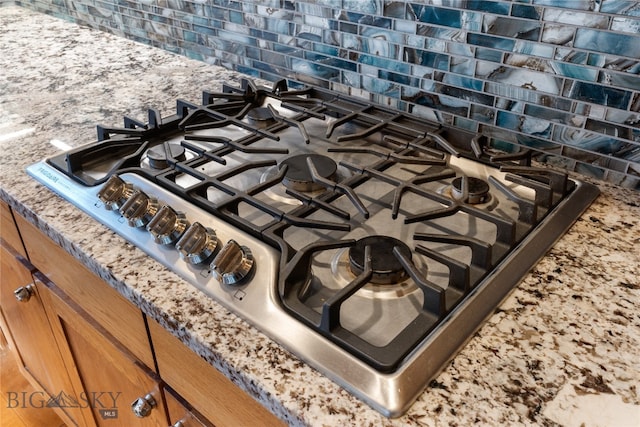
(247, 107, 275, 127)
(279, 154, 337, 192)
(451, 176, 490, 204)
(349, 236, 412, 285)
(146, 144, 186, 170)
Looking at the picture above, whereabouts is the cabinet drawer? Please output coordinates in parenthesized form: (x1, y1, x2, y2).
(14, 213, 155, 369)
(148, 319, 284, 427)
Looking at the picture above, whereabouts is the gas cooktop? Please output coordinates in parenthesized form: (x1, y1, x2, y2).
(27, 78, 599, 417)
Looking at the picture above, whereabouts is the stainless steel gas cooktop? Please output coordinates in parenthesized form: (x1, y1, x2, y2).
(27, 79, 599, 417)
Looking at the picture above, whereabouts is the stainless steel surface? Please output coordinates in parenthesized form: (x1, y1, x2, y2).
(131, 393, 156, 418)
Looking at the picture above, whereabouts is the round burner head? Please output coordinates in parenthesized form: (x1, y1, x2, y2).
(451, 176, 490, 204)
(279, 154, 337, 192)
(247, 107, 275, 127)
(349, 236, 412, 285)
(146, 144, 186, 170)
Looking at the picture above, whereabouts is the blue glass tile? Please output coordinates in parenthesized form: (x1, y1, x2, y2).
(359, 53, 411, 73)
(246, 45, 260, 60)
(410, 4, 462, 28)
(467, 33, 515, 51)
(599, 71, 640, 91)
(405, 48, 449, 70)
(541, 23, 575, 45)
(342, 70, 361, 88)
(575, 29, 640, 58)
(470, 105, 496, 123)
(543, 9, 609, 28)
(475, 48, 503, 62)
(511, 4, 541, 19)
(466, 0, 511, 15)
(497, 111, 553, 137)
(525, 104, 575, 125)
(229, 10, 243, 24)
(551, 62, 598, 81)
(313, 43, 339, 56)
(343, 0, 381, 14)
(384, 2, 413, 19)
(611, 17, 640, 34)
(484, 16, 540, 41)
(444, 74, 484, 91)
(337, 10, 365, 24)
(339, 21, 358, 34)
(193, 24, 217, 36)
(555, 48, 588, 65)
(379, 70, 417, 86)
(513, 41, 554, 58)
(395, 19, 417, 34)
(450, 57, 476, 76)
(567, 81, 632, 109)
(341, 33, 360, 50)
(533, 0, 595, 10)
(292, 58, 339, 81)
(600, 0, 640, 15)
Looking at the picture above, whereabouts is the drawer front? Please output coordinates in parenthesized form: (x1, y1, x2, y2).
(148, 319, 284, 427)
(14, 213, 155, 370)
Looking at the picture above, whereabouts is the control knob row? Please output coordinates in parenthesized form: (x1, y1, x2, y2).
(97, 175, 254, 285)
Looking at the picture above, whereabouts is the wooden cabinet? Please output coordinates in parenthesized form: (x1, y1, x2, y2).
(2, 202, 283, 427)
(164, 386, 211, 427)
(148, 319, 284, 427)
(39, 273, 169, 426)
(1, 201, 85, 425)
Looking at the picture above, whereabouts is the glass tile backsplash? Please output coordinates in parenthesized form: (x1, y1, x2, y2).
(10, 0, 640, 188)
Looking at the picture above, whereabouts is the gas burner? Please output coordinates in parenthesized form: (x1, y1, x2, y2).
(247, 107, 275, 127)
(145, 143, 186, 170)
(349, 236, 412, 285)
(451, 176, 490, 204)
(279, 154, 337, 192)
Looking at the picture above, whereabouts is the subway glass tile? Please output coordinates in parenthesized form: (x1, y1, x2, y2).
(532, 0, 597, 11)
(336, 10, 365, 24)
(511, 4, 541, 19)
(553, 125, 630, 155)
(550, 61, 598, 81)
(339, 21, 358, 34)
(384, 2, 413, 20)
(466, 0, 511, 15)
(436, 82, 494, 106)
(446, 41, 475, 58)
(470, 104, 496, 123)
(341, 70, 361, 88)
(343, 0, 381, 14)
(513, 41, 554, 58)
(541, 23, 575, 45)
(379, 70, 418, 86)
(296, 2, 333, 18)
(467, 33, 515, 51)
(564, 81, 632, 109)
(497, 110, 553, 137)
(228, 9, 242, 24)
(600, 0, 640, 15)
(417, 24, 467, 42)
(585, 118, 635, 142)
(362, 75, 400, 96)
(605, 108, 640, 127)
(542, 8, 609, 28)
(453, 116, 478, 131)
(611, 16, 640, 35)
(599, 71, 640, 91)
(193, 24, 217, 36)
(524, 104, 578, 125)
(291, 58, 340, 81)
(405, 48, 449, 70)
(555, 48, 588, 64)
(474, 47, 503, 62)
(410, 4, 463, 28)
(450, 57, 476, 76)
(443, 73, 484, 91)
(359, 53, 411, 73)
(394, 18, 417, 34)
(483, 16, 541, 41)
(575, 29, 640, 59)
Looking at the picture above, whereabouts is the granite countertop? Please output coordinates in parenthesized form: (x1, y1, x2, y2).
(1, 6, 638, 426)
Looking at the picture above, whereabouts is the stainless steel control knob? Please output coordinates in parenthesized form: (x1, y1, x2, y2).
(210, 240, 254, 286)
(130, 393, 156, 418)
(97, 175, 134, 210)
(175, 222, 218, 264)
(146, 205, 190, 245)
(119, 190, 159, 228)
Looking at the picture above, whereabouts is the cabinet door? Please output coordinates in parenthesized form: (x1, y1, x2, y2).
(164, 386, 212, 427)
(40, 274, 169, 427)
(0, 241, 85, 425)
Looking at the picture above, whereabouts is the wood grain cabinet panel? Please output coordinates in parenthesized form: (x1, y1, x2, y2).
(13, 213, 155, 369)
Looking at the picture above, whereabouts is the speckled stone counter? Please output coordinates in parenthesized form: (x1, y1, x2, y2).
(1, 6, 638, 426)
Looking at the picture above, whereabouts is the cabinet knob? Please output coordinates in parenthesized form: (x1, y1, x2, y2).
(131, 393, 156, 418)
(14, 284, 35, 302)
(171, 421, 185, 427)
